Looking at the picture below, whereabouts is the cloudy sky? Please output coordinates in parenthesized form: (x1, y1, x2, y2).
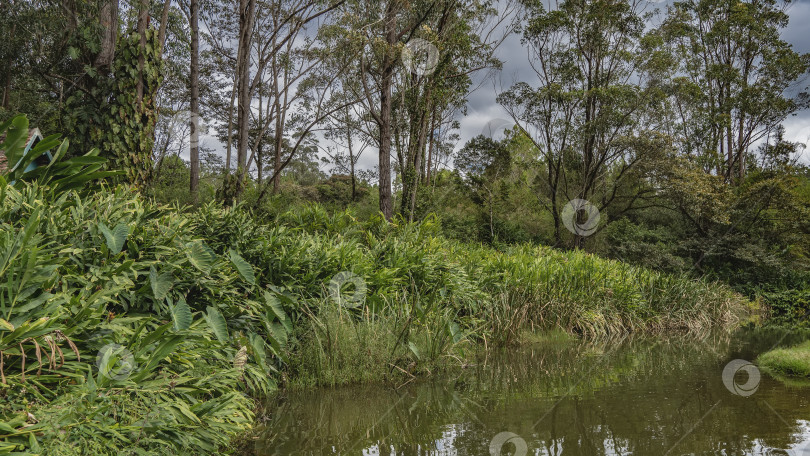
(455, 0, 810, 163)
(192, 0, 810, 173)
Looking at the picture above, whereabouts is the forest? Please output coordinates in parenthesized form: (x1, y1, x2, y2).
(1, 0, 810, 454)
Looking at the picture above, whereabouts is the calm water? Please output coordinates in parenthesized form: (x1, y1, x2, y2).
(254, 330, 810, 455)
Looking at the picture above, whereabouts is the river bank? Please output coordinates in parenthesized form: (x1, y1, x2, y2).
(0, 184, 754, 454)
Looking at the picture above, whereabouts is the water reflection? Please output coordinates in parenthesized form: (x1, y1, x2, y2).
(254, 330, 810, 455)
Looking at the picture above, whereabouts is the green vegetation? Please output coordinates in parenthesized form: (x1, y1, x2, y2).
(2, 0, 810, 451)
(0, 113, 753, 451)
(758, 341, 810, 379)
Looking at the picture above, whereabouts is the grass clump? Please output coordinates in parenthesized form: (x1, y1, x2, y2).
(758, 341, 810, 378)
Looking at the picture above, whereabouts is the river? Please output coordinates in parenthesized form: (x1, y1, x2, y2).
(252, 329, 810, 455)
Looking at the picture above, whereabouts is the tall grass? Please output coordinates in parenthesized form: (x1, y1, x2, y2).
(202, 203, 750, 340)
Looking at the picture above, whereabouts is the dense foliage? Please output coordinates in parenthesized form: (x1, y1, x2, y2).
(0, 139, 751, 453)
(2, 0, 810, 450)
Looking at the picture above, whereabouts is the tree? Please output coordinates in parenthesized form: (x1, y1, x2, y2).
(456, 135, 511, 240)
(499, 0, 664, 248)
(659, 0, 810, 182)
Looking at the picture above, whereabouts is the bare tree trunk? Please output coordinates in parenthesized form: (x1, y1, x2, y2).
(236, 0, 256, 192)
(272, 111, 283, 193)
(157, 0, 171, 55)
(225, 77, 237, 173)
(189, 0, 200, 203)
(377, 1, 397, 221)
(95, 1, 117, 70)
(346, 108, 356, 201)
(425, 108, 436, 185)
(257, 142, 263, 184)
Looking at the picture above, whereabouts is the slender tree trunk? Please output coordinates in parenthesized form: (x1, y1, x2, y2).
(273, 113, 283, 193)
(236, 0, 256, 193)
(225, 76, 237, 173)
(158, 0, 171, 55)
(271, 51, 283, 194)
(377, 1, 397, 221)
(425, 108, 436, 185)
(189, 0, 200, 203)
(407, 103, 430, 221)
(257, 142, 263, 184)
(94, 2, 117, 71)
(1, 24, 14, 109)
(343, 107, 356, 201)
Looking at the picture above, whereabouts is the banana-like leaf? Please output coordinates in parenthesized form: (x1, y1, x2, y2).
(203, 306, 229, 343)
(263, 291, 291, 333)
(149, 266, 173, 301)
(98, 222, 129, 254)
(408, 341, 422, 360)
(186, 241, 215, 273)
(171, 297, 192, 331)
(228, 249, 255, 285)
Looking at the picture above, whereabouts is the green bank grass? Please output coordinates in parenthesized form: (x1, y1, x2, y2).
(758, 341, 810, 378)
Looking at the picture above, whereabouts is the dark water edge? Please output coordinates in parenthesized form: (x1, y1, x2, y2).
(250, 328, 810, 456)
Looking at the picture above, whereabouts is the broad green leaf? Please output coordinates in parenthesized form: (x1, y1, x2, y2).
(99, 222, 129, 254)
(263, 291, 290, 332)
(228, 249, 255, 285)
(149, 266, 173, 301)
(171, 297, 192, 331)
(0, 319, 13, 331)
(249, 332, 273, 375)
(267, 321, 288, 348)
(133, 335, 185, 382)
(29, 431, 42, 451)
(204, 306, 229, 343)
(186, 241, 215, 273)
(0, 421, 15, 434)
